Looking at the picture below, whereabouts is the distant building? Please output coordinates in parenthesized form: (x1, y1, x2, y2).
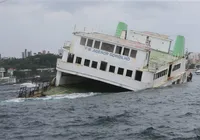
(42, 50, 46, 54)
(22, 52, 25, 58)
(25, 49, 27, 58)
(0, 67, 5, 78)
(21, 49, 32, 58)
(188, 52, 200, 64)
(7, 68, 16, 76)
(2, 57, 9, 60)
(28, 51, 32, 57)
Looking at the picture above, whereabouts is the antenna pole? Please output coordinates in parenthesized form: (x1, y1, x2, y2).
(74, 24, 76, 32)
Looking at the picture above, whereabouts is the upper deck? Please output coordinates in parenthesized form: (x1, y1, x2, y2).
(74, 32, 150, 51)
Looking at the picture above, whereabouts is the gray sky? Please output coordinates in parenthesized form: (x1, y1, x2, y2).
(0, 0, 199, 58)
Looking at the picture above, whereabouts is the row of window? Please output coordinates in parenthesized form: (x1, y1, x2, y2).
(154, 69, 168, 80)
(172, 63, 181, 71)
(67, 53, 143, 81)
(80, 37, 137, 58)
(154, 63, 181, 80)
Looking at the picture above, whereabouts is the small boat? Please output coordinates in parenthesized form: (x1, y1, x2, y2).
(195, 70, 200, 75)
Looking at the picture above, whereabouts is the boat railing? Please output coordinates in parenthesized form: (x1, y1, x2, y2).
(17, 82, 50, 98)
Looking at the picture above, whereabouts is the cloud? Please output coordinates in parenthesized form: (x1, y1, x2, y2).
(0, 0, 199, 57)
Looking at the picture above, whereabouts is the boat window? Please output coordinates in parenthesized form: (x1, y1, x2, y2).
(130, 49, 137, 58)
(80, 37, 86, 46)
(172, 63, 181, 71)
(75, 57, 82, 64)
(154, 69, 168, 80)
(117, 67, 124, 75)
(123, 48, 130, 56)
(109, 65, 115, 73)
(154, 74, 156, 79)
(84, 59, 90, 67)
(100, 61, 107, 71)
(94, 41, 100, 49)
(91, 61, 98, 69)
(135, 70, 143, 81)
(115, 46, 122, 54)
(161, 71, 163, 76)
(126, 70, 133, 77)
(158, 73, 160, 78)
(87, 39, 93, 47)
(67, 53, 74, 63)
(101, 43, 114, 53)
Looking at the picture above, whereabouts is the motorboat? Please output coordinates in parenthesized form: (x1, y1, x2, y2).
(195, 69, 200, 75)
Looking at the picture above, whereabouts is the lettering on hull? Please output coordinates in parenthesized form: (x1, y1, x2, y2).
(85, 47, 130, 61)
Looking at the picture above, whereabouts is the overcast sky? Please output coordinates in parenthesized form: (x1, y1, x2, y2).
(0, 0, 199, 58)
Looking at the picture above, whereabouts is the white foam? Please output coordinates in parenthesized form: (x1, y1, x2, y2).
(1, 92, 98, 104)
(37, 92, 98, 100)
(3, 98, 25, 103)
(50, 92, 98, 99)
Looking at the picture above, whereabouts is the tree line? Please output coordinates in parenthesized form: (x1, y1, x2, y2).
(0, 54, 60, 70)
(0, 54, 61, 79)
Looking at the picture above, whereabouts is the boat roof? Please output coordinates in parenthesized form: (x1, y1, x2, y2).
(74, 32, 150, 51)
(129, 30, 173, 41)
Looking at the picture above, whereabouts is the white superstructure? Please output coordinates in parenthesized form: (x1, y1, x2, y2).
(127, 30, 172, 53)
(55, 30, 187, 91)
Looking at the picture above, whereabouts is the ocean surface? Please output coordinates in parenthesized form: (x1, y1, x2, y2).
(1, 75, 200, 140)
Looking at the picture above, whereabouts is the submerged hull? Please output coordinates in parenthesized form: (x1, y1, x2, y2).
(56, 59, 187, 92)
(56, 59, 153, 92)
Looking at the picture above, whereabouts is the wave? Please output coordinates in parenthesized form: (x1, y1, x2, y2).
(171, 136, 200, 140)
(1, 92, 99, 104)
(177, 112, 193, 118)
(3, 98, 25, 103)
(136, 127, 168, 140)
(42, 92, 98, 100)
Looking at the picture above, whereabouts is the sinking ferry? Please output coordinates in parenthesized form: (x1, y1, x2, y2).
(55, 22, 187, 92)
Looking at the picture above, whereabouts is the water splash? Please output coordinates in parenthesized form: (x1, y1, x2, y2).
(1, 92, 99, 104)
(3, 98, 25, 103)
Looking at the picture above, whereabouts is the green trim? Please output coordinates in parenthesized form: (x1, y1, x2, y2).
(115, 22, 128, 38)
(172, 35, 185, 57)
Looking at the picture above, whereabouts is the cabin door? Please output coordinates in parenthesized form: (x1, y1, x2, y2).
(168, 64, 172, 77)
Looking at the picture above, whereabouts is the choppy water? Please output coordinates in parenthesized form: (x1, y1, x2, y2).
(1, 76, 200, 140)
